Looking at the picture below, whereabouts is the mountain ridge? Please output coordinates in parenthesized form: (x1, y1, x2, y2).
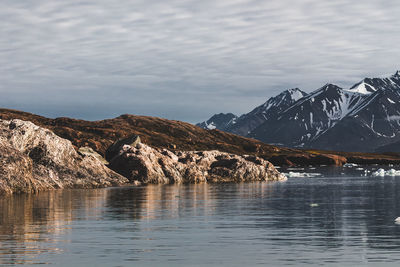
(198, 71, 400, 152)
(201, 88, 307, 137)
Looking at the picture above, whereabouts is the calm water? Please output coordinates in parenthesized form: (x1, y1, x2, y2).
(2, 169, 400, 266)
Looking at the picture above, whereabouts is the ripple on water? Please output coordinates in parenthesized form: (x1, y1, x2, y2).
(1, 177, 400, 266)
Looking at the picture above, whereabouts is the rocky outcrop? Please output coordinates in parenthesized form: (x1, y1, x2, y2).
(108, 142, 287, 184)
(0, 141, 36, 195)
(0, 119, 129, 195)
(78, 146, 109, 165)
(105, 135, 141, 162)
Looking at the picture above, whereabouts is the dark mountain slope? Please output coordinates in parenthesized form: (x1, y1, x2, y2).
(310, 81, 400, 151)
(196, 113, 237, 130)
(198, 71, 400, 152)
(249, 84, 365, 147)
(225, 88, 307, 136)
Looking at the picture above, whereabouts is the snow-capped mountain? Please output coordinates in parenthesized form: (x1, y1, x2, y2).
(225, 88, 307, 136)
(197, 71, 400, 152)
(345, 74, 398, 94)
(196, 113, 237, 130)
(308, 71, 400, 151)
(249, 83, 366, 147)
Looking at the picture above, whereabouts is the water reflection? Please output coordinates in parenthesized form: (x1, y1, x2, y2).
(0, 190, 109, 265)
(1, 177, 400, 265)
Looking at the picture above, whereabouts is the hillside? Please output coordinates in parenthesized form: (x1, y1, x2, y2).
(1, 108, 400, 166)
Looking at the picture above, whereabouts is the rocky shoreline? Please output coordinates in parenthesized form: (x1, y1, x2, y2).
(2, 108, 400, 195)
(0, 119, 286, 195)
(0, 119, 128, 195)
(2, 108, 400, 167)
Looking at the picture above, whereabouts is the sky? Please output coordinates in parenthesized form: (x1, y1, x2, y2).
(1, 0, 399, 123)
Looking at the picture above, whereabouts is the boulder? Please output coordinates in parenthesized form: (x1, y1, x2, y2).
(105, 135, 141, 162)
(108, 142, 287, 184)
(0, 119, 129, 195)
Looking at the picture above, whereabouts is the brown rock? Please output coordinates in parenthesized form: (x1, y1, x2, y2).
(0, 119, 129, 195)
(105, 135, 141, 162)
(108, 142, 287, 184)
(0, 141, 35, 195)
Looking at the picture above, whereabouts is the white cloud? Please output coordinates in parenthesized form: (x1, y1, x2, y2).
(0, 0, 399, 122)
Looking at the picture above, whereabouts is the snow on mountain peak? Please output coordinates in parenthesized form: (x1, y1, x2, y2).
(346, 78, 380, 95)
(262, 88, 307, 110)
(347, 72, 400, 95)
(287, 88, 306, 101)
(346, 80, 377, 95)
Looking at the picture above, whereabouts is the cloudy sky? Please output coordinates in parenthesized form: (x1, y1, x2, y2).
(1, 0, 399, 123)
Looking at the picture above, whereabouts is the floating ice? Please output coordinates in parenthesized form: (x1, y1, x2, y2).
(372, 169, 385, 177)
(362, 170, 370, 176)
(395, 217, 400, 225)
(371, 168, 400, 177)
(286, 167, 305, 171)
(285, 172, 322, 178)
(343, 163, 358, 167)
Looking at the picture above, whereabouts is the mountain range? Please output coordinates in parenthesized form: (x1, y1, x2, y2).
(197, 71, 400, 152)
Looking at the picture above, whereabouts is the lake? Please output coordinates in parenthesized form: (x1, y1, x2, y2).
(2, 167, 400, 266)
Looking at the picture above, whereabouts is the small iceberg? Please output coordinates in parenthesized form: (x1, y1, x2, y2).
(371, 168, 400, 177)
(285, 172, 322, 178)
(344, 163, 358, 167)
(395, 217, 400, 224)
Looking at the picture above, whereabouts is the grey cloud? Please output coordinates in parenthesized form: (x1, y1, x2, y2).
(0, 0, 399, 123)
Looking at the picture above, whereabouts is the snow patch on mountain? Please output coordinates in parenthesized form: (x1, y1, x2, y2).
(288, 88, 305, 101)
(346, 81, 376, 94)
(206, 122, 216, 130)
